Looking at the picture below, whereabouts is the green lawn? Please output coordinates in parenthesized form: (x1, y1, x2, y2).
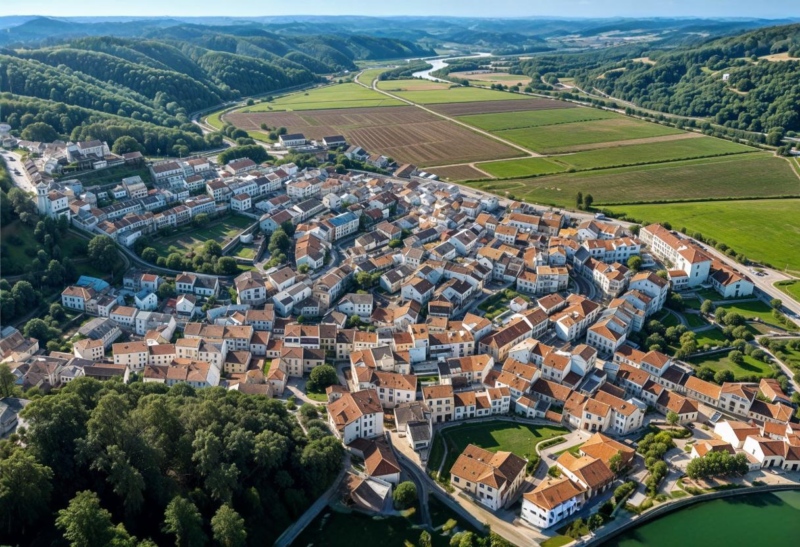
(429, 421, 568, 479)
(206, 108, 229, 130)
(688, 351, 775, 381)
(467, 154, 798, 210)
(556, 137, 754, 171)
(695, 288, 728, 302)
(654, 309, 680, 328)
(59, 165, 153, 186)
(1, 221, 96, 278)
(693, 327, 729, 349)
(716, 301, 797, 331)
(684, 313, 710, 328)
(457, 107, 619, 132)
(391, 86, 531, 104)
(540, 536, 574, 547)
(150, 216, 253, 257)
(478, 157, 568, 179)
(775, 280, 800, 304)
(233, 245, 256, 259)
(608, 199, 800, 273)
(477, 289, 529, 320)
(495, 118, 684, 154)
(246, 83, 403, 111)
(684, 297, 702, 310)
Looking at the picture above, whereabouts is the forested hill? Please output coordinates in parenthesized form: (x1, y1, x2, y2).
(0, 22, 433, 157)
(571, 23, 800, 132)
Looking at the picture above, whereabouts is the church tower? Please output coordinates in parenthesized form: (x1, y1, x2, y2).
(36, 182, 48, 216)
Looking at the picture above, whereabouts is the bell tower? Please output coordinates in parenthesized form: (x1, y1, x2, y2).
(36, 182, 48, 216)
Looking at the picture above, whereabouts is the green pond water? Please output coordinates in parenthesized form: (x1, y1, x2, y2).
(603, 490, 800, 547)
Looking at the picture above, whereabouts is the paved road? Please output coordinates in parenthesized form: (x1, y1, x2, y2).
(387, 434, 432, 527)
(1, 150, 35, 193)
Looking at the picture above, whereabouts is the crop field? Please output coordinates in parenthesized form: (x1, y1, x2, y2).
(150, 216, 253, 258)
(430, 98, 573, 116)
(226, 106, 520, 167)
(479, 157, 568, 178)
(376, 79, 452, 91)
(243, 83, 403, 111)
(468, 154, 800, 208)
(390, 86, 533, 104)
(606, 199, 800, 273)
(450, 71, 533, 87)
(557, 137, 755, 170)
(457, 106, 617, 131)
(428, 164, 494, 181)
(495, 117, 686, 154)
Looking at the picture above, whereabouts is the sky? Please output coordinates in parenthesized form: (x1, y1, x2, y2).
(0, 1, 798, 19)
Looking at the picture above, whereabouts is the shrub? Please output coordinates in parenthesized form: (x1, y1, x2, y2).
(393, 481, 417, 510)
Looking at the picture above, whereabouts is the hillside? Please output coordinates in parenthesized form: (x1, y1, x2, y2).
(564, 23, 800, 132)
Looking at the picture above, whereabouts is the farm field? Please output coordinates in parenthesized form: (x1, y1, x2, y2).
(150, 215, 253, 258)
(428, 164, 493, 181)
(429, 98, 574, 116)
(775, 280, 800, 303)
(244, 83, 403, 111)
(687, 351, 774, 381)
(390, 86, 532, 104)
(457, 107, 618, 132)
(478, 157, 568, 179)
(357, 67, 389, 85)
(376, 78, 452, 91)
(450, 70, 533, 87)
(226, 106, 520, 167)
(607, 199, 800, 273)
(467, 154, 800, 209)
(427, 420, 567, 479)
(556, 137, 755, 170)
(495, 117, 686, 154)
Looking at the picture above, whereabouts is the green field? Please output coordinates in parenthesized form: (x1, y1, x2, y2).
(716, 301, 797, 331)
(468, 154, 800, 209)
(479, 157, 568, 178)
(495, 118, 685, 154)
(607, 199, 800, 273)
(775, 280, 800, 303)
(358, 68, 389, 85)
(246, 83, 403, 111)
(206, 108, 228, 130)
(376, 78, 452, 91)
(428, 421, 567, 479)
(151, 216, 253, 257)
(688, 351, 774, 381)
(557, 137, 754, 170)
(391, 86, 531, 104)
(457, 107, 618, 131)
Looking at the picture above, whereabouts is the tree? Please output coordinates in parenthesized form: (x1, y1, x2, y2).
(111, 136, 143, 155)
(167, 253, 186, 271)
(728, 351, 744, 366)
(715, 369, 735, 384)
(770, 298, 782, 309)
(141, 248, 159, 263)
(211, 504, 246, 547)
(268, 230, 291, 255)
(418, 530, 432, 547)
(608, 452, 623, 474)
(218, 145, 270, 166)
(87, 236, 117, 272)
(193, 214, 209, 228)
(393, 481, 417, 510)
(24, 318, 56, 344)
(306, 365, 338, 393)
(588, 513, 604, 531)
(627, 256, 643, 272)
(700, 300, 714, 314)
(666, 411, 679, 426)
(388, 239, 402, 248)
(298, 263, 310, 274)
(163, 496, 206, 547)
(49, 302, 66, 321)
(216, 257, 238, 276)
(21, 122, 59, 142)
(56, 490, 133, 547)
(576, 192, 584, 209)
(584, 194, 594, 209)
(158, 282, 177, 299)
(11, 280, 37, 316)
(356, 271, 375, 290)
(0, 448, 53, 536)
(0, 364, 17, 397)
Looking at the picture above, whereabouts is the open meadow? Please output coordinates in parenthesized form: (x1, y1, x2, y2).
(457, 106, 617, 131)
(244, 83, 403, 111)
(607, 199, 800, 272)
(376, 78, 452, 91)
(150, 215, 253, 258)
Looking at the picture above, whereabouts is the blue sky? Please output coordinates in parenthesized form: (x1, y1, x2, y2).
(0, 0, 797, 19)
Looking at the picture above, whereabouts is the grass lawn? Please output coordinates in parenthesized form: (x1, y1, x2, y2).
(206, 108, 229, 130)
(150, 215, 253, 257)
(1, 221, 96, 278)
(556, 137, 754, 171)
(684, 297, 702, 310)
(693, 327, 729, 349)
(58, 164, 153, 186)
(654, 310, 680, 328)
(540, 536, 574, 547)
(687, 351, 774, 381)
(391, 86, 531, 104)
(306, 391, 328, 402)
(478, 157, 568, 179)
(606, 198, 800, 273)
(495, 118, 684, 154)
(467, 154, 798, 210)
(684, 313, 710, 328)
(429, 421, 568, 479)
(716, 301, 797, 331)
(246, 83, 403, 111)
(775, 280, 800, 304)
(477, 289, 529, 320)
(232, 244, 257, 259)
(457, 107, 619, 132)
(695, 288, 727, 302)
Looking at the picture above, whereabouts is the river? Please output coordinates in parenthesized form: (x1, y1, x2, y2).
(410, 52, 492, 82)
(602, 490, 800, 546)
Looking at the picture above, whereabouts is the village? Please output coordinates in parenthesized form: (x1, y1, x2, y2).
(2, 130, 800, 547)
